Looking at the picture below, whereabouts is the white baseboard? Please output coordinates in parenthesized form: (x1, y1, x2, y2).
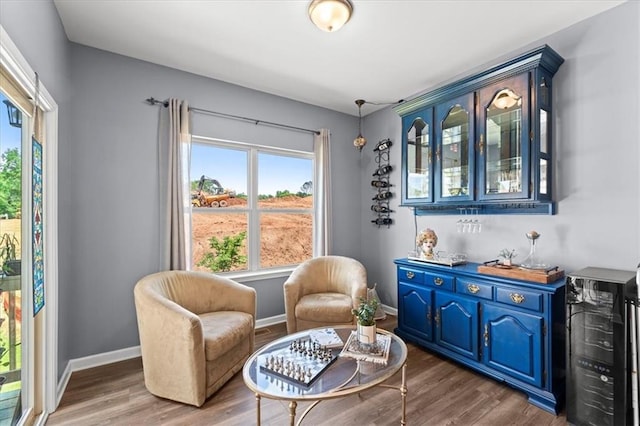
(56, 363, 72, 408)
(256, 313, 286, 329)
(382, 304, 397, 316)
(54, 309, 396, 408)
(68, 346, 142, 372)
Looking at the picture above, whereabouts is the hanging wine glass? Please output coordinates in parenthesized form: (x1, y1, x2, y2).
(456, 208, 465, 233)
(471, 208, 481, 233)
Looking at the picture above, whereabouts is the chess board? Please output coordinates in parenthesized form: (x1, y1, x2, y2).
(259, 338, 338, 387)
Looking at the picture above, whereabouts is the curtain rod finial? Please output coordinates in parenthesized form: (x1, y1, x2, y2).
(146, 97, 168, 107)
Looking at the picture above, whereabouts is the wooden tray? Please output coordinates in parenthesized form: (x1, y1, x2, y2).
(477, 263, 565, 284)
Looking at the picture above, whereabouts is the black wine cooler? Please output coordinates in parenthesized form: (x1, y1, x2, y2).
(566, 267, 638, 426)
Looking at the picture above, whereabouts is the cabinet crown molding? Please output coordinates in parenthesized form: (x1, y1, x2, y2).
(394, 45, 564, 117)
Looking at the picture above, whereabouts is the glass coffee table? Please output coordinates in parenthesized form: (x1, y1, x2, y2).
(242, 326, 408, 425)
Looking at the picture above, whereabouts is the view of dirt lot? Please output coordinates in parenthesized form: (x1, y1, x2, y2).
(192, 195, 313, 271)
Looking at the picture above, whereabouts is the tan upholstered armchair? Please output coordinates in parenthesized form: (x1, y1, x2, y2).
(134, 271, 256, 407)
(284, 255, 367, 334)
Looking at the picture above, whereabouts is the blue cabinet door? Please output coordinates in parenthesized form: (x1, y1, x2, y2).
(401, 108, 434, 205)
(482, 303, 543, 387)
(398, 282, 433, 342)
(434, 93, 476, 203)
(435, 292, 479, 360)
(477, 73, 531, 201)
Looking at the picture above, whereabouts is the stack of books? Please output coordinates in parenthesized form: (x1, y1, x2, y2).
(339, 331, 391, 365)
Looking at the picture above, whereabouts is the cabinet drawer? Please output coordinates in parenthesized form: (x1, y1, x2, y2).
(456, 278, 493, 300)
(424, 272, 454, 291)
(495, 287, 542, 312)
(398, 267, 424, 284)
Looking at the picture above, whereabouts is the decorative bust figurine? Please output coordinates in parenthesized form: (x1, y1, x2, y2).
(416, 228, 438, 260)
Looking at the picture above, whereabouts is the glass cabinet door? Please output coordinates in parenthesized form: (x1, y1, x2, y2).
(537, 72, 553, 201)
(401, 109, 433, 204)
(478, 74, 530, 200)
(435, 93, 475, 202)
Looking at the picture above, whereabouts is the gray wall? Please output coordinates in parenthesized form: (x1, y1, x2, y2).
(359, 1, 640, 307)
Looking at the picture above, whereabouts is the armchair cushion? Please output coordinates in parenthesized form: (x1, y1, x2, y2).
(201, 311, 254, 361)
(294, 293, 354, 323)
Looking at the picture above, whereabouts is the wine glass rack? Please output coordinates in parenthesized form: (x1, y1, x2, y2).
(371, 138, 394, 228)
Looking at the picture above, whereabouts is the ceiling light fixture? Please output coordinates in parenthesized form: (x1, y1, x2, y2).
(354, 99, 367, 152)
(308, 0, 353, 32)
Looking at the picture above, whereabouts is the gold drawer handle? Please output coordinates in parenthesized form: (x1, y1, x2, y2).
(467, 284, 480, 294)
(434, 277, 444, 286)
(510, 293, 525, 304)
(406, 271, 415, 279)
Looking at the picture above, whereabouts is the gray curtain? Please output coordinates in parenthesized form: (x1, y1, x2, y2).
(313, 129, 332, 256)
(158, 99, 191, 270)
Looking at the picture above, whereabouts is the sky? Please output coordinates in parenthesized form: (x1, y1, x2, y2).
(190, 143, 312, 196)
(0, 92, 23, 155)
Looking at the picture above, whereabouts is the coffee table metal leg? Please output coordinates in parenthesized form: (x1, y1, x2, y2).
(288, 401, 297, 426)
(255, 393, 261, 425)
(400, 364, 407, 425)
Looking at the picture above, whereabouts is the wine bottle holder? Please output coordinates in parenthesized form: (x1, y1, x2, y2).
(372, 138, 393, 228)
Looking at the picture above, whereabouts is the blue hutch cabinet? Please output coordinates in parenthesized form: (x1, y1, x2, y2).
(394, 45, 563, 214)
(395, 258, 565, 414)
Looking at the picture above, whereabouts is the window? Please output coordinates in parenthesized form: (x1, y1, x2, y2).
(190, 137, 314, 274)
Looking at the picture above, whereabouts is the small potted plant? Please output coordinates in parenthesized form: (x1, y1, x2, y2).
(352, 296, 379, 345)
(0, 233, 21, 276)
(498, 248, 517, 267)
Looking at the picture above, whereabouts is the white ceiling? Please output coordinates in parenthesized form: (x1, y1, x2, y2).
(53, 0, 625, 116)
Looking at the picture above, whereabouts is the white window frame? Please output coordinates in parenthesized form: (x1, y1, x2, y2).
(191, 135, 315, 281)
(1, 24, 59, 421)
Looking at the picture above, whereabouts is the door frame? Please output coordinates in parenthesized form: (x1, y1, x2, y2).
(0, 24, 59, 424)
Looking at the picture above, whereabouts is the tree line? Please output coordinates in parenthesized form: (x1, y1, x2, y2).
(0, 148, 21, 219)
(190, 180, 312, 200)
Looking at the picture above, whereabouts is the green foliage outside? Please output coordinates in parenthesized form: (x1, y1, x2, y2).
(0, 147, 22, 392)
(0, 148, 22, 218)
(258, 190, 311, 200)
(275, 189, 291, 198)
(197, 231, 247, 272)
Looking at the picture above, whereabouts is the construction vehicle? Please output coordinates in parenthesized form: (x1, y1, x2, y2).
(191, 175, 235, 208)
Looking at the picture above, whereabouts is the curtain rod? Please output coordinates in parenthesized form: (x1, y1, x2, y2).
(145, 97, 320, 135)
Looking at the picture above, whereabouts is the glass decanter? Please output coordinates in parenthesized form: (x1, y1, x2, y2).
(519, 231, 549, 270)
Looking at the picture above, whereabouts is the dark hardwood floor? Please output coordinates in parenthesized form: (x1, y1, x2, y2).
(47, 316, 567, 425)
